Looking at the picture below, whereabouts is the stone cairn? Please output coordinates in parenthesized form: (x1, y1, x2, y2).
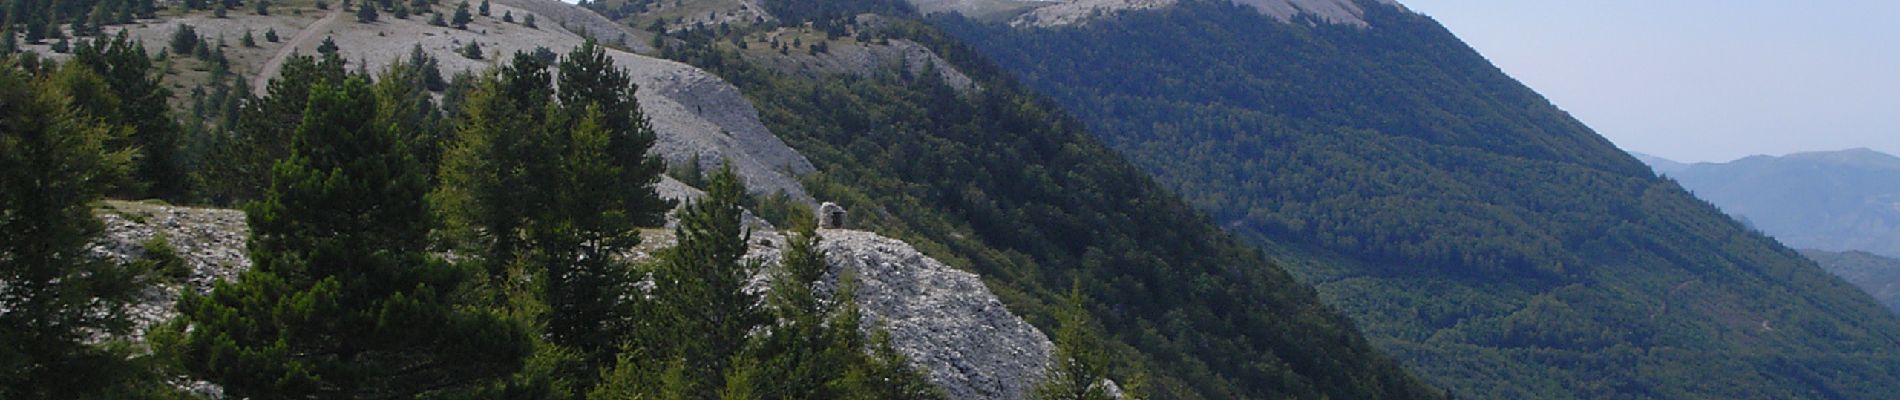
(818, 202, 847, 229)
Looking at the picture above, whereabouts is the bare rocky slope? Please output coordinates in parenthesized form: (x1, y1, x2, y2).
(905, 0, 1406, 27)
(70, 1, 813, 201)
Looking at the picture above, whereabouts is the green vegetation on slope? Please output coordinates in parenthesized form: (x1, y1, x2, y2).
(4, 34, 937, 397)
(647, 10, 1446, 398)
(1804, 249, 1900, 314)
(933, 2, 1900, 398)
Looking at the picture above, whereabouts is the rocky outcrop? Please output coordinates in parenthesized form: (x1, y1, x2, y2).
(94, 204, 1053, 400)
(1001, 0, 1405, 28)
(815, 230, 1053, 400)
(622, 54, 819, 201)
(90, 201, 250, 342)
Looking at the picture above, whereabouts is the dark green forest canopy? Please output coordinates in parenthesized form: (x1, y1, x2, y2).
(652, 5, 1446, 398)
(932, 1, 1900, 398)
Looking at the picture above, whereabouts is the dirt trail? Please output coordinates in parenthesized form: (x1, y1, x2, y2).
(252, 6, 345, 96)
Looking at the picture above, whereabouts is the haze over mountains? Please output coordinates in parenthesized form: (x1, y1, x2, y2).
(1637, 148, 1900, 259)
(1638, 149, 1900, 316)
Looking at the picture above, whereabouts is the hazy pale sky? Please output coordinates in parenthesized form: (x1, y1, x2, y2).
(1396, 1, 1900, 163)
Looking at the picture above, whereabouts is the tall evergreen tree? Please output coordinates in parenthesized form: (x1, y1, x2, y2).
(356, 0, 378, 23)
(166, 76, 530, 398)
(555, 40, 669, 228)
(438, 47, 672, 391)
(451, 1, 471, 29)
(72, 30, 187, 200)
(0, 56, 150, 400)
(648, 165, 766, 397)
(1034, 287, 1113, 400)
(436, 53, 551, 287)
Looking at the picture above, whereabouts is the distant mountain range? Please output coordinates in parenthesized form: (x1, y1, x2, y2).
(1636, 148, 1900, 258)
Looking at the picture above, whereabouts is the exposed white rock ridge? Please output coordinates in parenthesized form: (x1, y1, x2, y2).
(964, 0, 1407, 28)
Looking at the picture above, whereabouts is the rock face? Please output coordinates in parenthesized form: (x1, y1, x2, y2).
(622, 54, 819, 201)
(1003, 0, 1404, 27)
(816, 230, 1053, 400)
(90, 201, 250, 341)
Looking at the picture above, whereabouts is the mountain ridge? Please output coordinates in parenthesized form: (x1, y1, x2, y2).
(932, 1, 1900, 397)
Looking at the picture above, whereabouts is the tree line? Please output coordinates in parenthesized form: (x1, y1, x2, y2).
(0, 18, 1138, 396)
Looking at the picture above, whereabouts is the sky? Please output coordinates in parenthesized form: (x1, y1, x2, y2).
(1395, 1, 1900, 163)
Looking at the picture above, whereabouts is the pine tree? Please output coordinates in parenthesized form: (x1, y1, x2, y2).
(317, 35, 337, 54)
(461, 40, 482, 59)
(1, 25, 16, 54)
(168, 24, 197, 54)
(73, 30, 186, 200)
(409, 43, 445, 91)
(1033, 287, 1114, 400)
(357, 0, 378, 23)
(200, 52, 344, 204)
(0, 57, 148, 400)
(452, 1, 471, 29)
(240, 29, 255, 47)
(264, 27, 278, 42)
(437, 48, 670, 381)
(437, 53, 552, 287)
(523, 13, 535, 28)
(555, 40, 669, 229)
(166, 76, 530, 399)
(254, 0, 269, 15)
(478, 0, 489, 16)
(650, 165, 768, 395)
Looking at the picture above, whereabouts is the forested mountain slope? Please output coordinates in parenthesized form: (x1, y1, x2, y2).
(1640, 149, 1900, 259)
(933, 1, 1900, 398)
(1804, 250, 1900, 314)
(615, 0, 1449, 397)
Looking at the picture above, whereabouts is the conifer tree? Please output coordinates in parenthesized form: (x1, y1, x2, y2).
(201, 52, 344, 204)
(452, 1, 471, 29)
(356, 0, 377, 22)
(73, 30, 186, 200)
(0, 57, 148, 400)
(555, 39, 669, 230)
(437, 48, 671, 383)
(478, 0, 489, 16)
(436, 53, 551, 287)
(317, 35, 337, 53)
(649, 165, 768, 396)
(167, 76, 530, 399)
(1, 25, 16, 54)
(1034, 287, 1114, 400)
